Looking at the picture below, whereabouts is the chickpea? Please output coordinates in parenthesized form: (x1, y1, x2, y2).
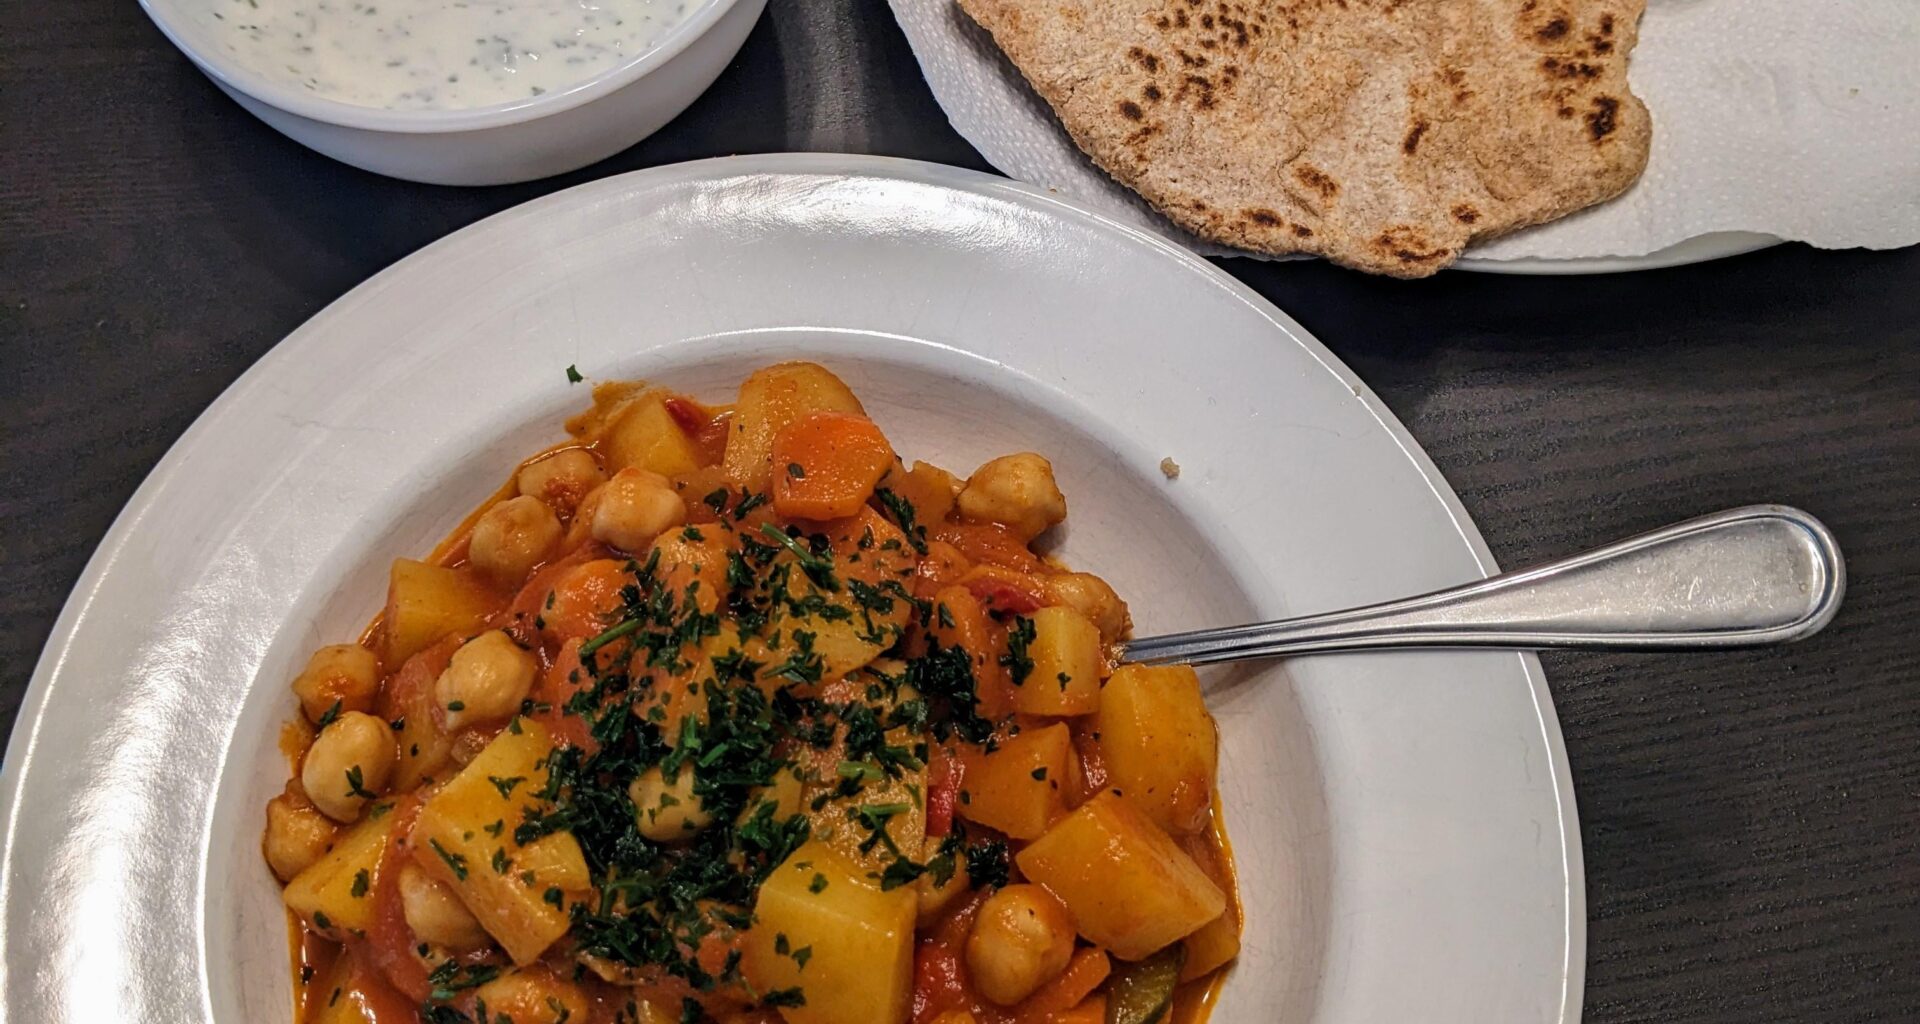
(591, 468, 687, 552)
(434, 630, 537, 731)
(956, 453, 1068, 541)
(301, 711, 396, 822)
(468, 495, 563, 586)
(290, 643, 381, 723)
(472, 967, 590, 1024)
(1043, 572, 1131, 644)
(263, 792, 337, 881)
(517, 449, 606, 515)
(965, 884, 1076, 1005)
(650, 529, 728, 616)
(629, 765, 714, 841)
(398, 863, 490, 951)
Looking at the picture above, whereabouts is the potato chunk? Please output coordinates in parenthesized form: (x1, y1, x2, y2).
(383, 559, 495, 665)
(1015, 793, 1225, 960)
(877, 460, 960, 527)
(1180, 907, 1241, 981)
(956, 722, 1073, 840)
(282, 812, 392, 939)
(1010, 607, 1103, 717)
(1095, 664, 1217, 835)
(742, 841, 917, 1024)
(723, 362, 865, 490)
(410, 719, 590, 963)
(600, 390, 704, 478)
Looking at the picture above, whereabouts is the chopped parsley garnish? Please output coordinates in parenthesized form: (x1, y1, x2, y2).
(906, 643, 993, 743)
(428, 839, 469, 881)
(314, 699, 343, 732)
(733, 491, 770, 520)
(344, 765, 375, 799)
(768, 629, 824, 685)
(873, 488, 929, 554)
(1000, 615, 1036, 685)
(878, 856, 927, 890)
(836, 761, 884, 783)
(758, 523, 840, 591)
(565, 364, 584, 384)
(763, 988, 806, 1008)
(350, 869, 369, 898)
(579, 617, 644, 658)
(427, 961, 502, 1001)
(965, 838, 1012, 890)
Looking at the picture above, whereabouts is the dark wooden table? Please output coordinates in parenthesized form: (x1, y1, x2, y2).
(4, 1, 1917, 1020)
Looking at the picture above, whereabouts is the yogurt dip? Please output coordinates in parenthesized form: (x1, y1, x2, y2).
(196, 0, 699, 110)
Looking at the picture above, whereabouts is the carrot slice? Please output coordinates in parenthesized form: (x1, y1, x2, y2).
(1036, 994, 1107, 1024)
(770, 411, 896, 519)
(1016, 947, 1111, 1020)
(361, 797, 430, 1001)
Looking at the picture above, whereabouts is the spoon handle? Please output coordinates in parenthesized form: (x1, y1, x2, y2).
(1120, 505, 1845, 667)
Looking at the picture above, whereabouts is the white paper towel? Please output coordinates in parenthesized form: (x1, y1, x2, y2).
(887, 0, 1920, 263)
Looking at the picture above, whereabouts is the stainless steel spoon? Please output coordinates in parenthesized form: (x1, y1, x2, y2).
(1121, 505, 1844, 666)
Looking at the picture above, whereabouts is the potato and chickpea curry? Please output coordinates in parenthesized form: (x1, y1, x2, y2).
(265, 362, 1240, 1024)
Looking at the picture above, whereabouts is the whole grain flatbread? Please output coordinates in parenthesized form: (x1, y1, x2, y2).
(955, 0, 1651, 276)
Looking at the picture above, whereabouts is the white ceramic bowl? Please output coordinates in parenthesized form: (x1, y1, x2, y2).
(137, 0, 767, 185)
(0, 156, 1581, 1024)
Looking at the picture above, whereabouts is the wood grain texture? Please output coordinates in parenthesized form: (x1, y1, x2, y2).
(1, 1, 1915, 1021)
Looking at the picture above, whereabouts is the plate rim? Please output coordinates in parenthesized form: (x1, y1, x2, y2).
(0, 152, 1584, 1024)
(1455, 229, 1782, 274)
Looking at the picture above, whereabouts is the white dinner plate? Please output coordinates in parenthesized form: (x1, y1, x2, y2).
(0, 154, 1582, 1024)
